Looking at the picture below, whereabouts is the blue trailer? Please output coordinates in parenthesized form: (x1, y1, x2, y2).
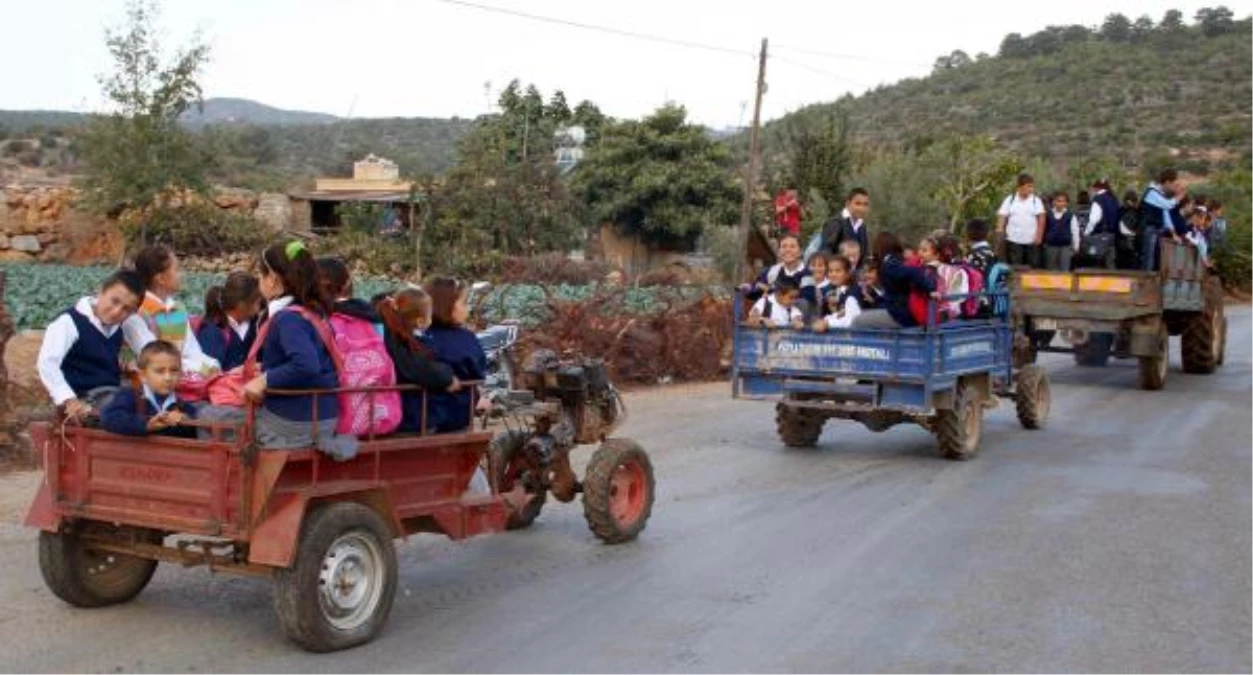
(731, 296, 1050, 459)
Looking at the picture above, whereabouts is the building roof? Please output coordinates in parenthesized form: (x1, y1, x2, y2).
(289, 190, 423, 202)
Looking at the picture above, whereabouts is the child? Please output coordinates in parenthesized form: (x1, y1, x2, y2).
(918, 236, 964, 322)
(807, 252, 831, 320)
(378, 288, 462, 433)
(242, 241, 357, 460)
(965, 218, 998, 277)
(197, 272, 262, 371)
(132, 245, 221, 390)
(1185, 207, 1213, 268)
(745, 277, 805, 330)
(100, 341, 197, 439)
(859, 258, 886, 309)
(1043, 192, 1080, 271)
(37, 269, 154, 421)
(741, 234, 814, 305)
(812, 255, 862, 331)
(903, 244, 919, 265)
(317, 257, 382, 326)
(838, 239, 863, 274)
(425, 277, 492, 434)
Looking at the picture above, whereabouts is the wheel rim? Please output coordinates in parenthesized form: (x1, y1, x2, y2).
(317, 532, 385, 632)
(608, 459, 649, 528)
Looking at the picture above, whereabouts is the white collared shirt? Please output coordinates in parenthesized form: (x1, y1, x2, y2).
(999, 193, 1045, 244)
(227, 316, 251, 342)
(1085, 189, 1106, 236)
(142, 383, 178, 413)
(267, 295, 295, 316)
(841, 208, 864, 232)
(37, 296, 155, 405)
(751, 294, 803, 326)
(1051, 209, 1082, 251)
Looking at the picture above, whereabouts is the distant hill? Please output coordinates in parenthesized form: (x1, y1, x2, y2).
(755, 12, 1253, 175)
(181, 97, 339, 128)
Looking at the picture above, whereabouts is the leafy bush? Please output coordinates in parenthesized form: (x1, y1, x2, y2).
(118, 202, 268, 256)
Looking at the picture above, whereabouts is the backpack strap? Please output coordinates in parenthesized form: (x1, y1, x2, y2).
(761, 298, 774, 322)
(287, 306, 345, 374)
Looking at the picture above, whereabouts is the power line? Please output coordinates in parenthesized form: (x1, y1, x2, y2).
(770, 54, 870, 88)
(428, 0, 755, 59)
(773, 43, 929, 69)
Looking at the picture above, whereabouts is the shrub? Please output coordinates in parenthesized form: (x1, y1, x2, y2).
(119, 202, 268, 257)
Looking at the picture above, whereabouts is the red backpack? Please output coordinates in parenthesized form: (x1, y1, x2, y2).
(908, 263, 949, 327)
(957, 263, 985, 318)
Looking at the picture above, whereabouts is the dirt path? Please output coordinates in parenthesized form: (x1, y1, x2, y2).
(1, 309, 1249, 672)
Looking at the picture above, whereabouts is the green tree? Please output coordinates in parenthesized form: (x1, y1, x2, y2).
(925, 135, 1023, 232)
(1131, 15, 1156, 38)
(1100, 13, 1133, 41)
(1195, 6, 1236, 35)
(571, 104, 739, 250)
(77, 0, 212, 222)
(1160, 9, 1185, 31)
(781, 111, 854, 223)
(933, 50, 972, 72)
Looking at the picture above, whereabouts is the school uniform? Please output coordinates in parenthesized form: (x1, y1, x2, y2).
(255, 297, 356, 459)
(426, 324, 487, 434)
(998, 193, 1046, 268)
(1139, 184, 1178, 271)
(196, 317, 257, 372)
(965, 241, 998, 278)
(36, 296, 154, 407)
(1043, 208, 1080, 271)
(819, 209, 870, 265)
(384, 328, 457, 433)
(100, 383, 198, 439)
(819, 284, 863, 329)
(750, 294, 804, 327)
(852, 254, 935, 328)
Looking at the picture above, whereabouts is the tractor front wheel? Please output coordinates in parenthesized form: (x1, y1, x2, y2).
(583, 439, 654, 545)
(38, 527, 160, 608)
(775, 403, 824, 448)
(1138, 322, 1170, 391)
(934, 379, 984, 461)
(1014, 365, 1050, 429)
(274, 502, 397, 653)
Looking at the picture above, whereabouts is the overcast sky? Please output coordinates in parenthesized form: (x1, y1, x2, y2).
(2, 0, 1250, 128)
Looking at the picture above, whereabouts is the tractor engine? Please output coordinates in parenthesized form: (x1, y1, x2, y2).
(521, 350, 626, 445)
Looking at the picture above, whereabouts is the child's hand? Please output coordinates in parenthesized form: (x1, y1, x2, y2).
(147, 413, 171, 431)
(165, 410, 189, 426)
(811, 320, 828, 333)
(243, 375, 267, 402)
(790, 318, 805, 330)
(63, 399, 92, 421)
(447, 377, 463, 393)
(762, 319, 778, 329)
(475, 397, 493, 415)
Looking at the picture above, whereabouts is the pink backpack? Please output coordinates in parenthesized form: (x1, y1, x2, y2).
(327, 312, 403, 437)
(957, 263, 985, 318)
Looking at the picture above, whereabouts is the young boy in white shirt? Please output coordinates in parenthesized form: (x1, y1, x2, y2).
(812, 255, 863, 331)
(746, 277, 805, 330)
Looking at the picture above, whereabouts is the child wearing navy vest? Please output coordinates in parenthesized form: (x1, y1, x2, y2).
(37, 269, 154, 421)
(424, 277, 491, 433)
(812, 255, 864, 331)
(101, 341, 197, 438)
(740, 235, 815, 312)
(378, 288, 460, 434)
(1043, 192, 1080, 271)
(242, 241, 357, 460)
(1083, 180, 1121, 269)
(196, 272, 262, 371)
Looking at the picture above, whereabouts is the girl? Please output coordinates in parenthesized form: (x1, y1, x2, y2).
(812, 255, 862, 331)
(740, 234, 814, 306)
(317, 257, 382, 326)
(197, 272, 262, 371)
(378, 288, 462, 433)
(919, 236, 967, 321)
(807, 252, 831, 321)
(851, 233, 938, 329)
(424, 277, 491, 433)
(132, 245, 221, 393)
(859, 258, 886, 309)
(37, 269, 154, 420)
(242, 241, 357, 459)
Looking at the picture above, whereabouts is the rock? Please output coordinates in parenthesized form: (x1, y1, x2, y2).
(253, 193, 291, 231)
(36, 233, 54, 245)
(40, 243, 70, 263)
(213, 187, 258, 210)
(0, 235, 8, 249)
(20, 209, 41, 233)
(0, 250, 33, 262)
(9, 235, 41, 253)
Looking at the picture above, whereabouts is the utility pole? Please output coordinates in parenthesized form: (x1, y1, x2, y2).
(735, 38, 768, 284)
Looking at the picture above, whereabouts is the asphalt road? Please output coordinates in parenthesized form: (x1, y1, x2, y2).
(1, 307, 1249, 673)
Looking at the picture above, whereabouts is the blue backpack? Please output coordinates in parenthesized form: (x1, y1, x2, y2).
(985, 262, 1012, 317)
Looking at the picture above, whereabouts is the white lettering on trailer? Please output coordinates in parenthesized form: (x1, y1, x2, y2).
(775, 341, 891, 361)
(948, 342, 993, 358)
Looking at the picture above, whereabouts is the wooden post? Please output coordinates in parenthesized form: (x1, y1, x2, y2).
(735, 38, 768, 284)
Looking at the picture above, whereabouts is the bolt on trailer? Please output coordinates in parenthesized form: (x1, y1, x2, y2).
(731, 293, 1049, 460)
(1011, 239, 1227, 390)
(26, 378, 654, 653)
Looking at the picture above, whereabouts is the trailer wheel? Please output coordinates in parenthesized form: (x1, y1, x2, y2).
(488, 430, 546, 530)
(1181, 303, 1223, 374)
(1138, 322, 1169, 391)
(934, 379, 983, 461)
(38, 527, 160, 608)
(583, 439, 654, 545)
(1074, 333, 1113, 367)
(274, 502, 397, 653)
(1014, 365, 1050, 430)
(775, 403, 824, 448)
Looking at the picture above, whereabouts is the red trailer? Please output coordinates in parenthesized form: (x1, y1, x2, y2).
(24, 385, 655, 652)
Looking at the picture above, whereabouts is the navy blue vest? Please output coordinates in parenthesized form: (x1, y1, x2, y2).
(1092, 191, 1121, 235)
(1044, 211, 1075, 247)
(221, 323, 256, 371)
(1139, 187, 1168, 233)
(61, 308, 124, 397)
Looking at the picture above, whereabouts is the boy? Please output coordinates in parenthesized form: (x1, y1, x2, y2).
(997, 173, 1046, 268)
(1185, 207, 1213, 269)
(37, 269, 154, 421)
(1043, 192, 1080, 271)
(101, 341, 198, 438)
(859, 258, 886, 309)
(1140, 168, 1186, 271)
(838, 239, 863, 274)
(965, 218, 998, 277)
(745, 277, 805, 330)
(813, 255, 863, 331)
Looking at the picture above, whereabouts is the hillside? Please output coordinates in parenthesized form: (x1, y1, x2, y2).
(180, 97, 338, 128)
(760, 13, 1252, 175)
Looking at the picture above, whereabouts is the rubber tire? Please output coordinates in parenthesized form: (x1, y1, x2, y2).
(1181, 305, 1222, 374)
(1014, 365, 1050, 430)
(1138, 323, 1169, 391)
(488, 430, 546, 530)
(775, 403, 824, 448)
(934, 379, 983, 461)
(1074, 333, 1114, 367)
(273, 502, 398, 653)
(38, 528, 159, 608)
(582, 439, 655, 545)
(1217, 315, 1227, 366)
